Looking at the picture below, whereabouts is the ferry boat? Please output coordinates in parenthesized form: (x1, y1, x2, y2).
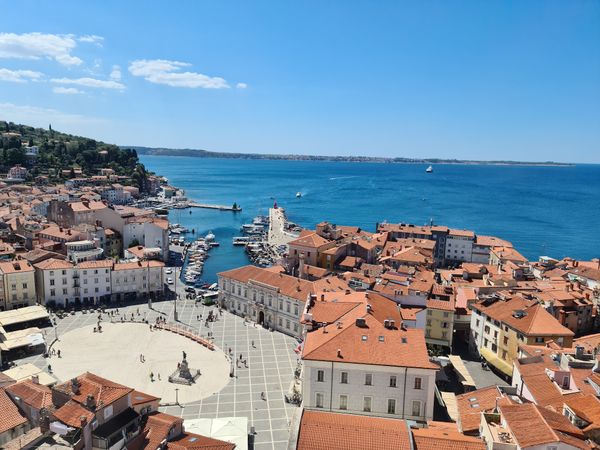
(426, 165, 433, 173)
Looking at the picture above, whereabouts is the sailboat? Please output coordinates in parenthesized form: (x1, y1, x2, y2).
(426, 165, 433, 173)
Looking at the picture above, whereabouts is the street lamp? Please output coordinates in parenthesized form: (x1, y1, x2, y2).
(175, 387, 179, 406)
(173, 267, 178, 322)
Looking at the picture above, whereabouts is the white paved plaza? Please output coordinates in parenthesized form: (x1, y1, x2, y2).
(21, 298, 300, 450)
(51, 322, 230, 404)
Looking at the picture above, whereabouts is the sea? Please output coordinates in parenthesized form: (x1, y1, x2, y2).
(140, 155, 600, 283)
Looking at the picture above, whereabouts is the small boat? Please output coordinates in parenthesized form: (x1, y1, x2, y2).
(426, 165, 433, 173)
(205, 231, 215, 241)
(233, 237, 251, 245)
(296, 192, 302, 198)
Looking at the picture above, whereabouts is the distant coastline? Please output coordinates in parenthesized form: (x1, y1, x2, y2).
(127, 146, 574, 167)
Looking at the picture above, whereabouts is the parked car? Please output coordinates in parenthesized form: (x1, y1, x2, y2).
(165, 268, 173, 274)
(167, 278, 174, 284)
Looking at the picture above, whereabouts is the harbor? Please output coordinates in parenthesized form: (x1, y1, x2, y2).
(232, 205, 302, 267)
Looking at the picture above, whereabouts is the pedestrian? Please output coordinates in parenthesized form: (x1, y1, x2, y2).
(197, 315, 199, 321)
(158, 373, 161, 381)
(251, 340, 255, 348)
(140, 354, 143, 362)
(239, 354, 243, 360)
(57, 349, 61, 358)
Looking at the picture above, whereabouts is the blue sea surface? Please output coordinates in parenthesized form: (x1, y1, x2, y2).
(140, 156, 600, 282)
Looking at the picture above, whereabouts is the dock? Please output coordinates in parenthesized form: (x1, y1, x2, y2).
(188, 202, 242, 212)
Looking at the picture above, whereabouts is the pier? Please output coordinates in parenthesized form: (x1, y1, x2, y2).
(188, 202, 242, 212)
(268, 207, 298, 250)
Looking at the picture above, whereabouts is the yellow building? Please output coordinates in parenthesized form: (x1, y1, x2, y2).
(0, 261, 36, 310)
(470, 295, 574, 377)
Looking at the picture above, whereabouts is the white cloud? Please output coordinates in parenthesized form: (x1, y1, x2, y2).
(0, 102, 105, 128)
(51, 76, 125, 90)
(128, 59, 229, 89)
(53, 86, 84, 95)
(79, 35, 104, 46)
(236, 82, 248, 89)
(0, 68, 43, 83)
(0, 32, 82, 66)
(110, 65, 121, 80)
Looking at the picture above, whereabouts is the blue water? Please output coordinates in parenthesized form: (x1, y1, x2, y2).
(140, 156, 600, 282)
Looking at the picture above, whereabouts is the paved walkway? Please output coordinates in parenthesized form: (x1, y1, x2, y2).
(51, 322, 230, 403)
(268, 207, 297, 251)
(18, 299, 300, 450)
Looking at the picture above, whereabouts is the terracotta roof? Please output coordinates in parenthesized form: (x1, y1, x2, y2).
(412, 421, 485, 450)
(303, 293, 436, 370)
(0, 260, 34, 274)
(475, 235, 513, 248)
(296, 410, 411, 450)
(167, 432, 236, 450)
(500, 403, 591, 449)
(54, 372, 132, 407)
(456, 386, 502, 433)
(219, 265, 347, 302)
(113, 260, 164, 271)
(472, 296, 573, 337)
(5, 379, 52, 410)
(536, 404, 585, 438)
(131, 390, 160, 406)
(288, 232, 331, 248)
(564, 394, 600, 432)
(136, 412, 183, 450)
(0, 388, 27, 434)
(53, 400, 95, 428)
(34, 257, 74, 270)
(77, 260, 114, 269)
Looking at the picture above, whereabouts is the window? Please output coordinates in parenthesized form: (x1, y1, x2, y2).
(535, 337, 544, 343)
(50, 279, 55, 286)
(363, 397, 372, 412)
(317, 370, 324, 382)
(365, 373, 372, 386)
(426, 319, 432, 326)
(414, 377, 422, 390)
(286, 302, 291, 313)
(443, 312, 449, 318)
(62, 288, 67, 295)
(412, 401, 421, 416)
(339, 395, 348, 410)
(503, 336, 509, 345)
(50, 289, 55, 297)
(389, 376, 397, 387)
(341, 372, 348, 384)
(316, 393, 324, 408)
(22, 283, 27, 289)
(387, 399, 396, 414)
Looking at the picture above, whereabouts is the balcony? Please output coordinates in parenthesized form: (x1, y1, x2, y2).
(92, 408, 140, 450)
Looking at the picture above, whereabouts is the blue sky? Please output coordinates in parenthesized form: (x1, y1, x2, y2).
(0, 1, 598, 163)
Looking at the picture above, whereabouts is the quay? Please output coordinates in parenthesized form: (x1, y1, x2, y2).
(188, 202, 242, 212)
(268, 206, 298, 251)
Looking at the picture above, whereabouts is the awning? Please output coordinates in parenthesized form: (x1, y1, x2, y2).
(480, 347, 513, 377)
(448, 355, 476, 389)
(29, 333, 45, 346)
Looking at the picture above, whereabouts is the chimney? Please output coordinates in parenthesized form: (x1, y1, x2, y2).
(31, 374, 39, 384)
(86, 394, 96, 410)
(71, 377, 80, 395)
(320, 294, 325, 301)
(337, 349, 342, 358)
